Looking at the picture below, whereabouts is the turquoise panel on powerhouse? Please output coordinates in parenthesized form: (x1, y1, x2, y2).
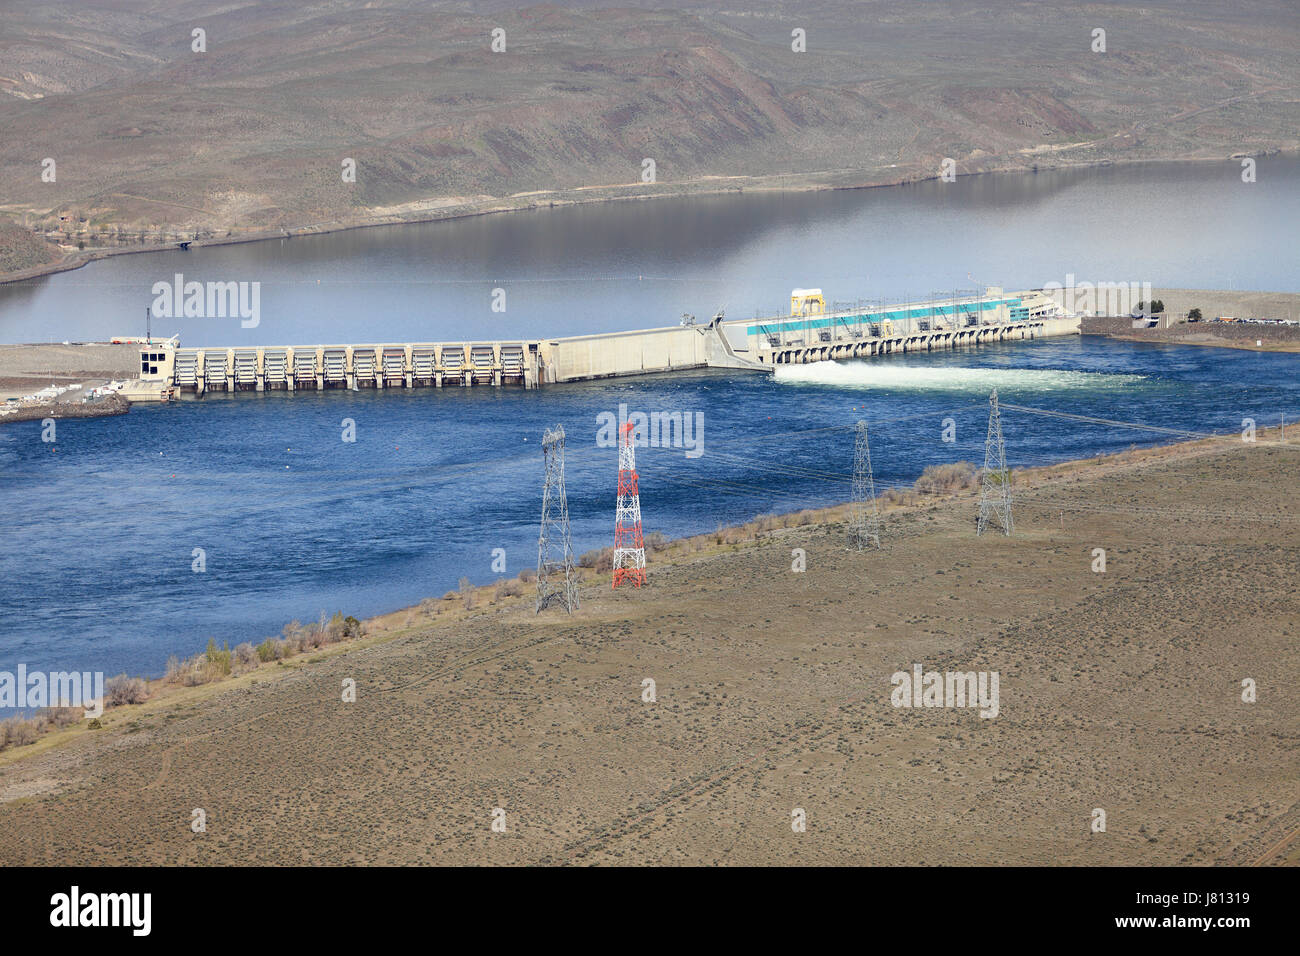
(747, 298, 1023, 337)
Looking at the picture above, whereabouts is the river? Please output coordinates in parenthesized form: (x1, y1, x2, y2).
(0, 159, 1296, 681)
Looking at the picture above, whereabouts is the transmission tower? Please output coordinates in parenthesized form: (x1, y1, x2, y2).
(977, 389, 1014, 536)
(612, 422, 646, 589)
(536, 425, 579, 613)
(850, 420, 882, 550)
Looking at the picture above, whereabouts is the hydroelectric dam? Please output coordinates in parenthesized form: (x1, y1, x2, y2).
(124, 288, 1077, 400)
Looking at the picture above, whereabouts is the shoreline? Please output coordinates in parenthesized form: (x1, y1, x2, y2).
(1086, 331, 1300, 353)
(1080, 302, 1300, 353)
(0, 343, 142, 425)
(5, 151, 1293, 288)
(2, 419, 1293, 770)
(0, 393, 129, 425)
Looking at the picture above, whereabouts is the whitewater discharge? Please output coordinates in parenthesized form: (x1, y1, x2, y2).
(773, 361, 1147, 392)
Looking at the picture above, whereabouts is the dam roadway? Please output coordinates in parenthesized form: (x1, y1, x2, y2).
(136, 289, 1077, 398)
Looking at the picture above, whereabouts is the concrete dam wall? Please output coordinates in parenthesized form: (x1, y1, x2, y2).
(134, 290, 1080, 399)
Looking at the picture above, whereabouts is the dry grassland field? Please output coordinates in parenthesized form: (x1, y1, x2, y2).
(2, 433, 1296, 866)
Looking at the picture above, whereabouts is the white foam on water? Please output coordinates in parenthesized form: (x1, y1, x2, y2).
(772, 361, 1146, 392)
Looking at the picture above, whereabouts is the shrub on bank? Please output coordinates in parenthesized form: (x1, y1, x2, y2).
(881, 487, 917, 507)
(1, 718, 38, 749)
(914, 461, 979, 495)
(12, 719, 38, 746)
(2, 606, 378, 756)
(579, 547, 614, 572)
(494, 578, 524, 600)
(105, 674, 148, 706)
(41, 706, 81, 729)
(205, 639, 232, 678)
(160, 640, 234, 686)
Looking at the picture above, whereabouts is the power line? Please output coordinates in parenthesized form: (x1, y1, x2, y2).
(1000, 401, 1300, 449)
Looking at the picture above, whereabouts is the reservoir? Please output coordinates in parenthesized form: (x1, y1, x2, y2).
(1, 158, 1297, 346)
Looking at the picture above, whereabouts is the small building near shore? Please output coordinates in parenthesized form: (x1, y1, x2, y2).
(132, 336, 178, 383)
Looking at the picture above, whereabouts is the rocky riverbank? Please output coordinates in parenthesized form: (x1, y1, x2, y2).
(0, 391, 129, 426)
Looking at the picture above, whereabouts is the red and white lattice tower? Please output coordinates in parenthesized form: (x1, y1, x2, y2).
(612, 422, 646, 589)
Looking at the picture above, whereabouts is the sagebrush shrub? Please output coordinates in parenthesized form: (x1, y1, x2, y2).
(106, 674, 148, 706)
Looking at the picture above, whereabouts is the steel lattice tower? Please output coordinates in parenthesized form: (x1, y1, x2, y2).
(612, 422, 646, 589)
(977, 390, 1014, 536)
(536, 425, 579, 613)
(850, 420, 882, 550)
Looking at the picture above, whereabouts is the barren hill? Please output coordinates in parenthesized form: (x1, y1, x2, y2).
(1, 0, 1297, 269)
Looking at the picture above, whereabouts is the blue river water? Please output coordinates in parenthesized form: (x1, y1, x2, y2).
(1, 336, 1296, 680)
